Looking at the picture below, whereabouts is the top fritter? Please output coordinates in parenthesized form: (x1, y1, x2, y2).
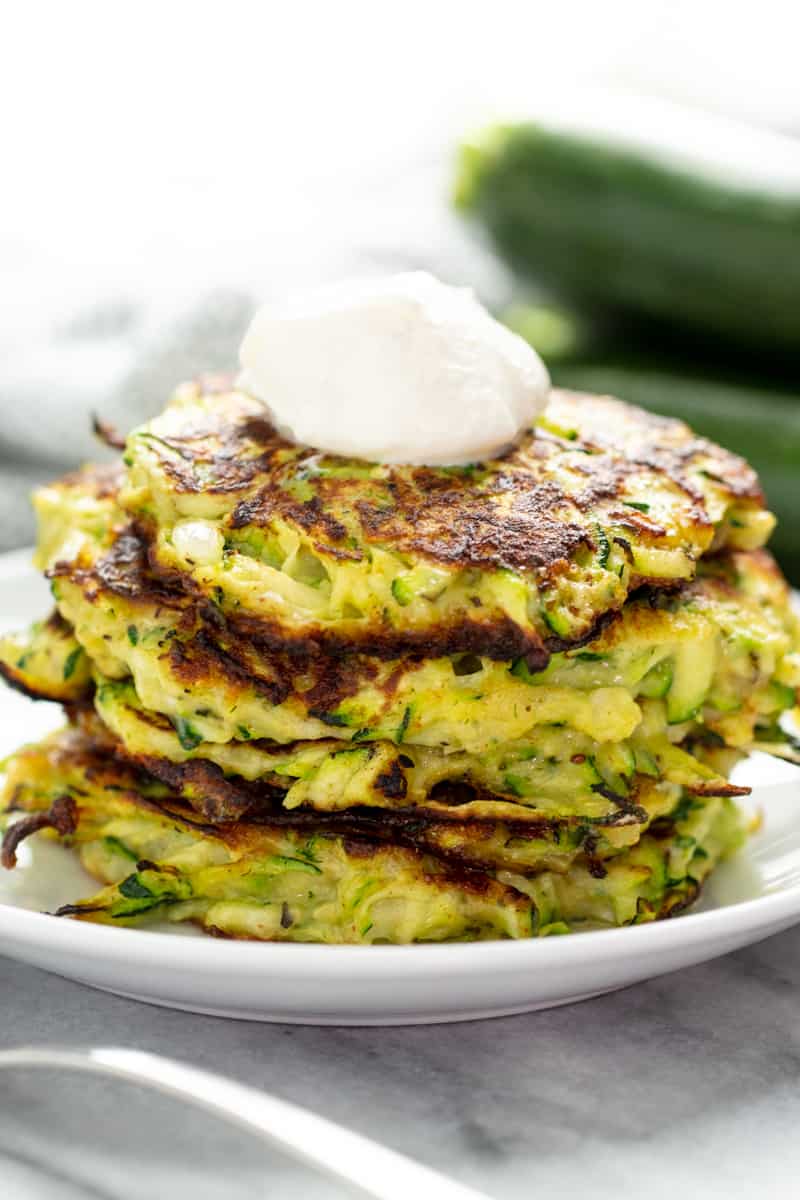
(116, 378, 773, 663)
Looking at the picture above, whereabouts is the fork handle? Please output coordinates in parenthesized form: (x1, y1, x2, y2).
(0, 1046, 493, 1200)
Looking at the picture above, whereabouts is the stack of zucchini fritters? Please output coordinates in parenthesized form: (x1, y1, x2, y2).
(1, 380, 798, 942)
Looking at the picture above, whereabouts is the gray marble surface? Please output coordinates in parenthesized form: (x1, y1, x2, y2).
(1, 928, 799, 1200)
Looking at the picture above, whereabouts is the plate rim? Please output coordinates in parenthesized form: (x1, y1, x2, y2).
(1, 860, 799, 975)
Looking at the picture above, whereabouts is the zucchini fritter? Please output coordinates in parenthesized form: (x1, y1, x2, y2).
(116, 380, 772, 663)
(0, 729, 744, 940)
(30, 498, 799, 754)
(74, 695, 729, 874)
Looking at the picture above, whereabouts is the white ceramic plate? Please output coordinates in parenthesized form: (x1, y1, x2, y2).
(1, 548, 799, 1025)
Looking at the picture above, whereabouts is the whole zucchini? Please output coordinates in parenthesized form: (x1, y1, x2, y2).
(456, 112, 800, 354)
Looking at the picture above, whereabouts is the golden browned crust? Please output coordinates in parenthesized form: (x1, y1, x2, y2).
(54, 529, 189, 611)
(59, 715, 647, 876)
(107, 762, 606, 879)
(226, 601, 554, 667)
(230, 469, 592, 574)
(52, 382, 770, 665)
(144, 388, 763, 577)
(127, 744, 641, 826)
(9, 728, 533, 903)
(55, 521, 557, 665)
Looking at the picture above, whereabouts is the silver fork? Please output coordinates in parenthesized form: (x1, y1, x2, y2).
(0, 1046, 492, 1200)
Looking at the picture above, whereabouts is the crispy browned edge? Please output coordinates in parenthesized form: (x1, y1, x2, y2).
(44, 381, 767, 665)
(141, 384, 763, 572)
(69, 709, 749, 877)
(3, 731, 535, 909)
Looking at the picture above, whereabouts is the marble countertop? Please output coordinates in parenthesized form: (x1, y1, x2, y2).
(1, 929, 799, 1200)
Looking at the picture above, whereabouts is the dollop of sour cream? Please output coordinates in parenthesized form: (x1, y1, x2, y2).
(237, 272, 550, 465)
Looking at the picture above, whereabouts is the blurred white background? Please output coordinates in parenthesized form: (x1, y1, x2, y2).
(1, 0, 799, 546)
